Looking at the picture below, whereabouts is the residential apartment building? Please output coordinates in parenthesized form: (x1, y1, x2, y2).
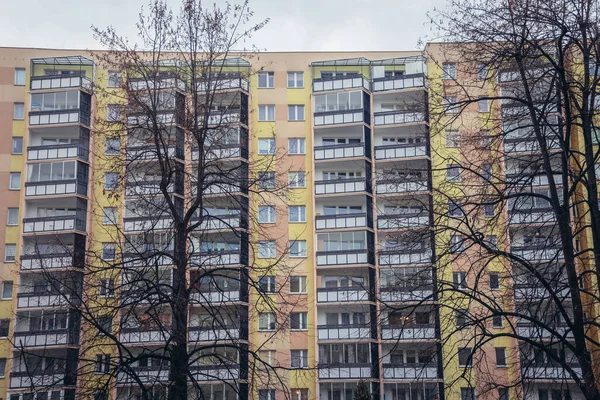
(0, 46, 591, 400)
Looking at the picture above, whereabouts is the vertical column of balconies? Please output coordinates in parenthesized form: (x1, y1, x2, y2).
(370, 58, 443, 400)
(8, 57, 95, 400)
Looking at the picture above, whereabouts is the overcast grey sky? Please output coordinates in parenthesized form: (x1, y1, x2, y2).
(0, 0, 445, 51)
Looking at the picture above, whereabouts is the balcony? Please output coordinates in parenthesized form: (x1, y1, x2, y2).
(314, 109, 370, 127)
(196, 77, 249, 92)
(506, 173, 563, 187)
(315, 177, 371, 196)
(317, 287, 371, 303)
(190, 289, 241, 304)
(127, 111, 183, 127)
(30, 74, 92, 91)
(27, 142, 89, 162)
(380, 286, 434, 303)
(125, 179, 184, 197)
(376, 179, 428, 195)
(192, 214, 246, 232)
(17, 292, 77, 309)
(511, 245, 563, 261)
(188, 326, 242, 342)
(117, 366, 169, 384)
(514, 284, 569, 299)
(318, 364, 372, 380)
(504, 137, 561, 153)
(312, 75, 370, 92)
(191, 249, 248, 267)
(206, 110, 248, 127)
(128, 77, 186, 92)
(123, 216, 174, 232)
(316, 213, 371, 230)
(381, 324, 437, 341)
(372, 73, 426, 92)
(190, 365, 240, 382)
(374, 111, 426, 126)
(10, 370, 72, 390)
(521, 363, 582, 380)
(379, 249, 432, 266)
(314, 143, 366, 161)
(20, 252, 84, 271)
(509, 208, 556, 225)
(120, 327, 169, 344)
(122, 252, 174, 268)
(374, 143, 427, 160)
(23, 212, 86, 235)
(13, 328, 79, 348)
(316, 249, 372, 267)
(317, 324, 372, 341)
(192, 143, 248, 162)
(30, 109, 91, 127)
(126, 145, 183, 162)
(382, 363, 438, 380)
(377, 213, 430, 230)
(516, 322, 573, 339)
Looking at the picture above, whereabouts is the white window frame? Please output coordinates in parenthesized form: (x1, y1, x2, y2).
(288, 206, 306, 223)
(258, 241, 276, 259)
(12, 137, 23, 154)
(447, 165, 461, 182)
(258, 206, 276, 224)
(458, 347, 473, 368)
(258, 105, 275, 121)
(99, 279, 115, 298)
(95, 354, 111, 374)
(443, 63, 457, 80)
(258, 138, 275, 155)
(492, 315, 504, 328)
(289, 240, 307, 258)
(102, 207, 118, 225)
(444, 96, 458, 114)
(445, 130, 460, 148)
(489, 272, 500, 290)
(9, 173, 21, 190)
(288, 138, 306, 154)
(259, 276, 276, 294)
(107, 70, 122, 88)
(107, 104, 121, 122)
(495, 347, 507, 367)
(258, 313, 276, 331)
(288, 105, 305, 121)
(478, 98, 490, 112)
(102, 243, 117, 261)
(258, 171, 275, 189)
(290, 276, 308, 294)
(477, 63, 487, 80)
(288, 172, 306, 188)
(290, 349, 308, 369)
(6, 208, 18, 226)
(258, 72, 274, 88)
(1, 281, 13, 300)
(104, 173, 119, 190)
(287, 72, 304, 88)
(453, 271, 467, 289)
(14, 68, 26, 86)
(4, 244, 16, 263)
(105, 137, 120, 155)
(290, 312, 308, 331)
(13, 103, 24, 120)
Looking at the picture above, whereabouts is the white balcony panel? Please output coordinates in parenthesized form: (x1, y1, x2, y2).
(191, 291, 240, 303)
(29, 112, 80, 126)
(318, 366, 371, 379)
(315, 144, 364, 160)
(315, 180, 366, 195)
(316, 214, 367, 230)
(377, 215, 429, 230)
(21, 256, 74, 271)
(31, 76, 92, 90)
(314, 112, 363, 126)
(120, 330, 169, 344)
(381, 326, 436, 340)
(189, 328, 239, 342)
(23, 217, 75, 233)
(13, 332, 70, 347)
(379, 251, 432, 265)
(380, 289, 433, 302)
(28, 146, 79, 161)
(376, 181, 428, 194)
(17, 294, 71, 309)
(316, 251, 368, 266)
(372, 75, 425, 91)
(375, 145, 426, 160)
(124, 217, 174, 232)
(374, 112, 425, 126)
(317, 327, 370, 341)
(25, 182, 77, 197)
(317, 289, 368, 303)
(10, 374, 65, 389)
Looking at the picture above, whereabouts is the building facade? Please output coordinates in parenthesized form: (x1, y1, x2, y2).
(0, 46, 591, 400)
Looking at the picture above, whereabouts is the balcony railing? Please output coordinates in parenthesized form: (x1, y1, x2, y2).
(316, 249, 371, 267)
(504, 137, 561, 153)
(122, 252, 174, 268)
(314, 143, 365, 161)
(514, 284, 569, 299)
(192, 214, 245, 232)
(377, 213, 430, 230)
(382, 363, 438, 380)
(380, 286, 434, 302)
(23, 213, 86, 234)
(374, 143, 427, 160)
(373, 111, 426, 126)
(516, 322, 573, 339)
(190, 364, 240, 382)
(376, 179, 428, 195)
(317, 324, 372, 341)
(190, 290, 240, 304)
(318, 363, 372, 379)
(10, 371, 71, 389)
(126, 145, 183, 162)
(16, 292, 76, 309)
(192, 144, 248, 161)
(509, 208, 556, 225)
(123, 216, 174, 232)
(125, 180, 183, 197)
(27, 143, 88, 161)
(127, 111, 182, 127)
(314, 109, 370, 127)
(120, 328, 170, 344)
(521, 363, 582, 380)
(512, 245, 563, 261)
(196, 77, 249, 92)
(188, 326, 242, 342)
(206, 111, 244, 126)
(30, 75, 92, 91)
(20, 252, 84, 271)
(372, 73, 427, 92)
(29, 109, 90, 127)
(381, 324, 437, 340)
(117, 366, 170, 384)
(128, 77, 186, 92)
(316, 213, 370, 230)
(191, 249, 246, 267)
(25, 178, 88, 197)
(13, 328, 79, 348)
(506, 173, 563, 187)
(312, 75, 370, 92)
(379, 249, 432, 265)
(317, 287, 370, 303)
(315, 177, 370, 196)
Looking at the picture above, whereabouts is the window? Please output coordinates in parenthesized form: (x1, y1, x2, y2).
(288, 172, 306, 188)
(460, 388, 475, 400)
(446, 130, 460, 147)
(288, 138, 306, 154)
(258, 105, 275, 121)
(290, 276, 308, 294)
(258, 241, 276, 259)
(484, 204, 495, 217)
(492, 315, 504, 328)
(289, 240, 307, 257)
(499, 388, 509, 400)
(444, 96, 458, 114)
(258, 172, 275, 189)
(486, 235, 498, 249)
(13, 103, 24, 120)
(447, 165, 461, 182)
(102, 207, 117, 225)
(458, 348, 473, 367)
(290, 312, 308, 330)
(4, 244, 16, 263)
(258, 350, 277, 368)
(14, 68, 25, 85)
(289, 206, 306, 223)
(481, 163, 492, 180)
(449, 202, 463, 217)
(98, 316, 112, 335)
(290, 389, 309, 400)
(95, 354, 110, 373)
(477, 63, 487, 80)
(11, 137, 23, 154)
(105, 137, 120, 155)
(258, 138, 275, 155)
(455, 309, 470, 329)
(258, 390, 276, 400)
(9, 172, 21, 190)
(288, 105, 305, 121)
(290, 350, 308, 368)
(258, 313, 276, 331)
(104, 173, 118, 190)
(0, 357, 5, 377)
(0, 320, 9, 337)
(478, 98, 490, 112)
(443, 63, 457, 80)
(95, 391, 109, 400)
(99, 279, 115, 298)
(287, 72, 304, 88)
(1, 282, 12, 300)
(489, 272, 500, 290)
(259, 276, 276, 294)
(496, 347, 507, 366)
(108, 70, 121, 88)
(258, 206, 276, 223)
(453, 272, 467, 289)
(102, 243, 116, 261)
(6, 208, 18, 226)
(258, 72, 274, 88)
(107, 104, 121, 122)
